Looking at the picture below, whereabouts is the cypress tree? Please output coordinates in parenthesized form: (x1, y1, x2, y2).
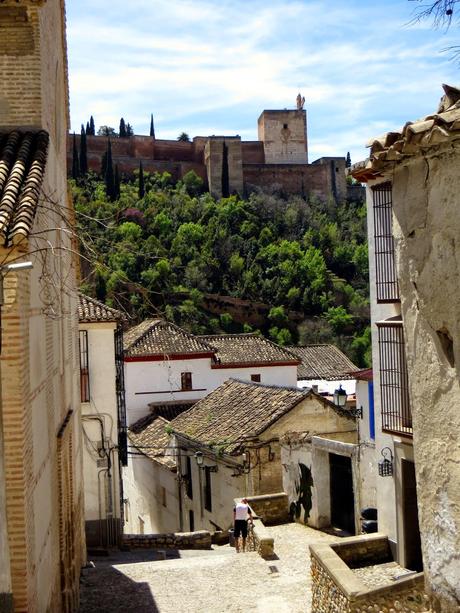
(105, 140, 115, 200)
(71, 132, 79, 180)
(150, 114, 155, 138)
(89, 115, 96, 136)
(126, 123, 134, 137)
(346, 151, 352, 168)
(221, 141, 230, 198)
(138, 161, 145, 198)
(85, 121, 90, 135)
(119, 118, 127, 138)
(80, 124, 88, 174)
(114, 164, 121, 200)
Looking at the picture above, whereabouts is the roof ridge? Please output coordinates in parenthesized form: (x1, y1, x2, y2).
(78, 292, 127, 320)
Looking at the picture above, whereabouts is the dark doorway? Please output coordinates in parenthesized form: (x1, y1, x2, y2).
(189, 510, 194, 532)
(401, 459, 423, 571)
(330, 453, 355, 535)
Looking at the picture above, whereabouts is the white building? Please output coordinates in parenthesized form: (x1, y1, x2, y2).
(123, 320, 300, 425)
(78, 294, 127, 549)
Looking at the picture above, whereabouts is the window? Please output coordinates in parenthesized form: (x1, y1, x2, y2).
(79, 330, 90, 402)
(161, 486, 167, 508)
(185, 456, 193, 499)
(378, 321, 412, 436)
(372, 182, 400, 303)
(189, 510, 195, 532)
(181, 372, 192, 391)
(251, 374, 261, 382)
(204, 466, 212, 512)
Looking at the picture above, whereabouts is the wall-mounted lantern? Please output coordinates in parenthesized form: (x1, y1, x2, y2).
(333, 385, 347, 408)
(194, 450, 218, 472)
(378, 447, 394, 477)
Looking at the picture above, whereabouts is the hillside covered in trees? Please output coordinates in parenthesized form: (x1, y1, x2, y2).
(72, 169, 370, 366)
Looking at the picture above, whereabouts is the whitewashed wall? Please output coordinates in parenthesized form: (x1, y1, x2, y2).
(125, 356, 298, 425)
(122, 456, 179, 534)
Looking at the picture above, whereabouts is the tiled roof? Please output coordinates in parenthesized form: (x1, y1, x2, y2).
(170, 379, 310, 454)
(148, 402, 196, 421)
(124, 319, 215, 358)
(352, 84, 460, 182)
(286, 345, 357, 380)
(199, 333, 299, 366)
(129, 415, 176, 469)
(77, 293, 126, 323)
(0, 130, 49, 246)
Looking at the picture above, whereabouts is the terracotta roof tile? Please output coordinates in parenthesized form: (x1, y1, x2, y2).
(0, 130, 49, 245)
(170, 379, 310, 454)
(352, 84, 460, 182)
(77, 293, 126, 323)
(129, 415, 175, 469)
(198, 333, 299, 366)
(286, 345, 357, 380)
(123, 319, 215, 358)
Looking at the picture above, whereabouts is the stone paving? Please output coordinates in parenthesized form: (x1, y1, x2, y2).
(352, 560, 417, 590)
(79, 524, 339, 613)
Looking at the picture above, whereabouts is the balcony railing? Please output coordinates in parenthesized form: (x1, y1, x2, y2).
(377, 320, 412, 437)
(372, 182, 400, 303)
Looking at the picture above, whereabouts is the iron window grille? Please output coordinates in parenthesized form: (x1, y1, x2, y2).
(377, 321, 412, 437)
(372, 182, 400, 303)
(79, 330, 90, 403)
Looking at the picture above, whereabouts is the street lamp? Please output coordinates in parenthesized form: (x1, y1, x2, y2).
(194, 451, 203, 466)
(333, 385, 347, 408)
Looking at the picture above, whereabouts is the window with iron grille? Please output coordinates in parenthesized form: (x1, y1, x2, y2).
(181, 372, 192, 391)
(372, 182, 400, 303)
(79, 330, 90, 402)
(378, 321, 412, 436)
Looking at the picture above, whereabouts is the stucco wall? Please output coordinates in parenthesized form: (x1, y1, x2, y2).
(124, 357, 298, 425)
(390, 147, 460, 609)
(122, 455, 179, 534)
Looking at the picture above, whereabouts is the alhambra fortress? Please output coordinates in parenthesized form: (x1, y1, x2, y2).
(67, 107, 356, 201)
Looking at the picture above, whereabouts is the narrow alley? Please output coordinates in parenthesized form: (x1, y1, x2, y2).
(79, 524, 339, 613)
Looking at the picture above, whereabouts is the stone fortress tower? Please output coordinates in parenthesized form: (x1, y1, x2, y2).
(257, 108, 308, 164)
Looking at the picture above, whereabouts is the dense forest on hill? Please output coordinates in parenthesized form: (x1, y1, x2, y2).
(71, 169, 371, 366)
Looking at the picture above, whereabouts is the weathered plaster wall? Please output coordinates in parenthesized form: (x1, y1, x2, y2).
(391, 146, 460, 610)
(122, 455, 179, 534)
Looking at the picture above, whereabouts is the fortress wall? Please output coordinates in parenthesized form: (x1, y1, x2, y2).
(153, 139, 196, 162)
(243, 163, 331, 200)
(241, 141, 265, 164)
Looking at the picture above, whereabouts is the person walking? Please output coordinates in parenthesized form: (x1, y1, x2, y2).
(233, 498, 253, 553)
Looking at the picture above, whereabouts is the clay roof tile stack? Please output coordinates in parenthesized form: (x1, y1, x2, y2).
(0, 130, 49, 246)
(352, 84, 460, 182)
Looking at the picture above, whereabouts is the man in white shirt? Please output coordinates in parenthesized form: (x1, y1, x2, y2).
(233, 498, 253, 553)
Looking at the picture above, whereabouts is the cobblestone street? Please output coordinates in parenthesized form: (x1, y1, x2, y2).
(79, 524, 339, 612)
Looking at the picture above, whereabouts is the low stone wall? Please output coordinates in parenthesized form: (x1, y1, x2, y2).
(251, 519, 274, 559)
(310, 535, 431, 613)
(246, 493, 289, 525)
(123, 530, 212, 550)
(332, 534, 392, 568)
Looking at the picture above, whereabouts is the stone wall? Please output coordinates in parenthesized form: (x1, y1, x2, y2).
(310, 536, 431, 613)
(123, 530, 212, 550)
(257, 109, 308, 164)
(245, 493, 289, 525)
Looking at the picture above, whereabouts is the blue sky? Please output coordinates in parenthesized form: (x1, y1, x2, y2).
(66, 0, 460, 163)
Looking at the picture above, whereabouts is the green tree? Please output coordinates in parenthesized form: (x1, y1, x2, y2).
(79, 125, 88, 174)
(346, 151, 351, 168)
(150, 114, 155, 138)
(138, 161, 145, 198)
(105, 140, 115, 200)
(177, 132, 190, 142)
(126, 123, 134, 137)
(97, 125, 116, 137)
(71, 133, 79, 180)
(119, 118, 127, 138)
(114, 164, 120, 200)
(85, 121, 90, 135)
(89, 115, 96, 135)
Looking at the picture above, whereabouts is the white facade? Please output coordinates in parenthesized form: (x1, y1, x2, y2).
(125, 356, 298, 425)
(80, 321, 123, 547)
(298, 378, 356, 396)
(123, 455, 179, 534)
